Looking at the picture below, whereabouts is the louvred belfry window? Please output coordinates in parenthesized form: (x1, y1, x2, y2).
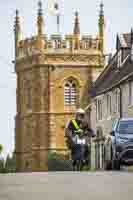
(64, 80, 78, 105)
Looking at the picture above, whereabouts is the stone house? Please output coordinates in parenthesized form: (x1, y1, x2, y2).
(86, 30, 133, 170)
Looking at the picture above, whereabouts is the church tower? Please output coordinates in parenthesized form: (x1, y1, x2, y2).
(14, 1, 105, 172)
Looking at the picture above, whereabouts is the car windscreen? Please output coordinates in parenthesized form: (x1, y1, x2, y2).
(116, 120, 133, 134)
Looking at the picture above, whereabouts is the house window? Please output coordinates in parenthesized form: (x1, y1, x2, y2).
(117, 50, 122, 68)
(107, 94, 112, 116)
(129, 81, 133, 105)
(114, 91, 117, 113)
(114, 89, 121, 114)
(131, 45, 133, 61)
(117, 90, 120, 113)
(97, 99, 102, 121)
(116, 89, 119, 113)
(64, 80, 78, 106)
(113, 90, 118, 113)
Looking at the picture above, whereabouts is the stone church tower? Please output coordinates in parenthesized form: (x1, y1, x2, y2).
(14, 1, 105, 172)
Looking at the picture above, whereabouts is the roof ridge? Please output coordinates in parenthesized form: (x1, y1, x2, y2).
(93, 51, 117, 86)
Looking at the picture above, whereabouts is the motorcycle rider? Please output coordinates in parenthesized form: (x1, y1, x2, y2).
(65, 108, 94, 169)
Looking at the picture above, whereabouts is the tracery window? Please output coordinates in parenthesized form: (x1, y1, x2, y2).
(64, 79, 78, 106)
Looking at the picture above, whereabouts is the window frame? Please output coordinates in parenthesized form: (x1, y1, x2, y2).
(64, 79, 78, 106)
(96, 98, 103, 121)
(117, 50, 122, 68)
(131, 44, 133, 61)
(128, 81, 133, 106)
(106, 94, 112, 117)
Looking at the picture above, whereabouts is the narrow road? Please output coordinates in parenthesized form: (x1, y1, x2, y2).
(0, 172, 133, 200)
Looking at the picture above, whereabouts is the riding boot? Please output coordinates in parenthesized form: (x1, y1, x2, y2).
(72, 160, 77, 171)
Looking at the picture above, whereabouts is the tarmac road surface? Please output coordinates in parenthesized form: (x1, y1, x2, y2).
(0, 172, 133, 200)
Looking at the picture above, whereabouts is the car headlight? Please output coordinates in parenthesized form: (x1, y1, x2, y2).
(115, 144, 123, 153)
(115, 137, 128, 152)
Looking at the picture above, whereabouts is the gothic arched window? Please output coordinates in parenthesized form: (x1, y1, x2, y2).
(64, 79, 78, 106)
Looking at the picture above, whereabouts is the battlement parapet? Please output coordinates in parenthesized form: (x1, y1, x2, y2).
(16, 34, 101, 58)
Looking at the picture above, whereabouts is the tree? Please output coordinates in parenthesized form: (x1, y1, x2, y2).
(0, 158, 4, 173)
(0, 145, 4, 173)
(0, 144, 3, 155)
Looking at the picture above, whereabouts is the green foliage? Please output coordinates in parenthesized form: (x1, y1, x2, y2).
(4, 153, 16, 173)
(48, 152, 73, 171)
(0, 152, 16, 173)
(0, 144, 5, 173)
(48, 151, 91, 171)
(0, 144, 3, 154)
(0, 158, 5, 173)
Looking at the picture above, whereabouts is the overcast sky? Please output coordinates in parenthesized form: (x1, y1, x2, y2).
(0, 0, 133, 158)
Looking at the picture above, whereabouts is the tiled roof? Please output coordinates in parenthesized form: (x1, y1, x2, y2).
(90, 54, 133, 97)
(90, 31, 133, 97)
(119, 34, 128, 47)
(123, 33, 131, 48)
(117, 33, 131, 48)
